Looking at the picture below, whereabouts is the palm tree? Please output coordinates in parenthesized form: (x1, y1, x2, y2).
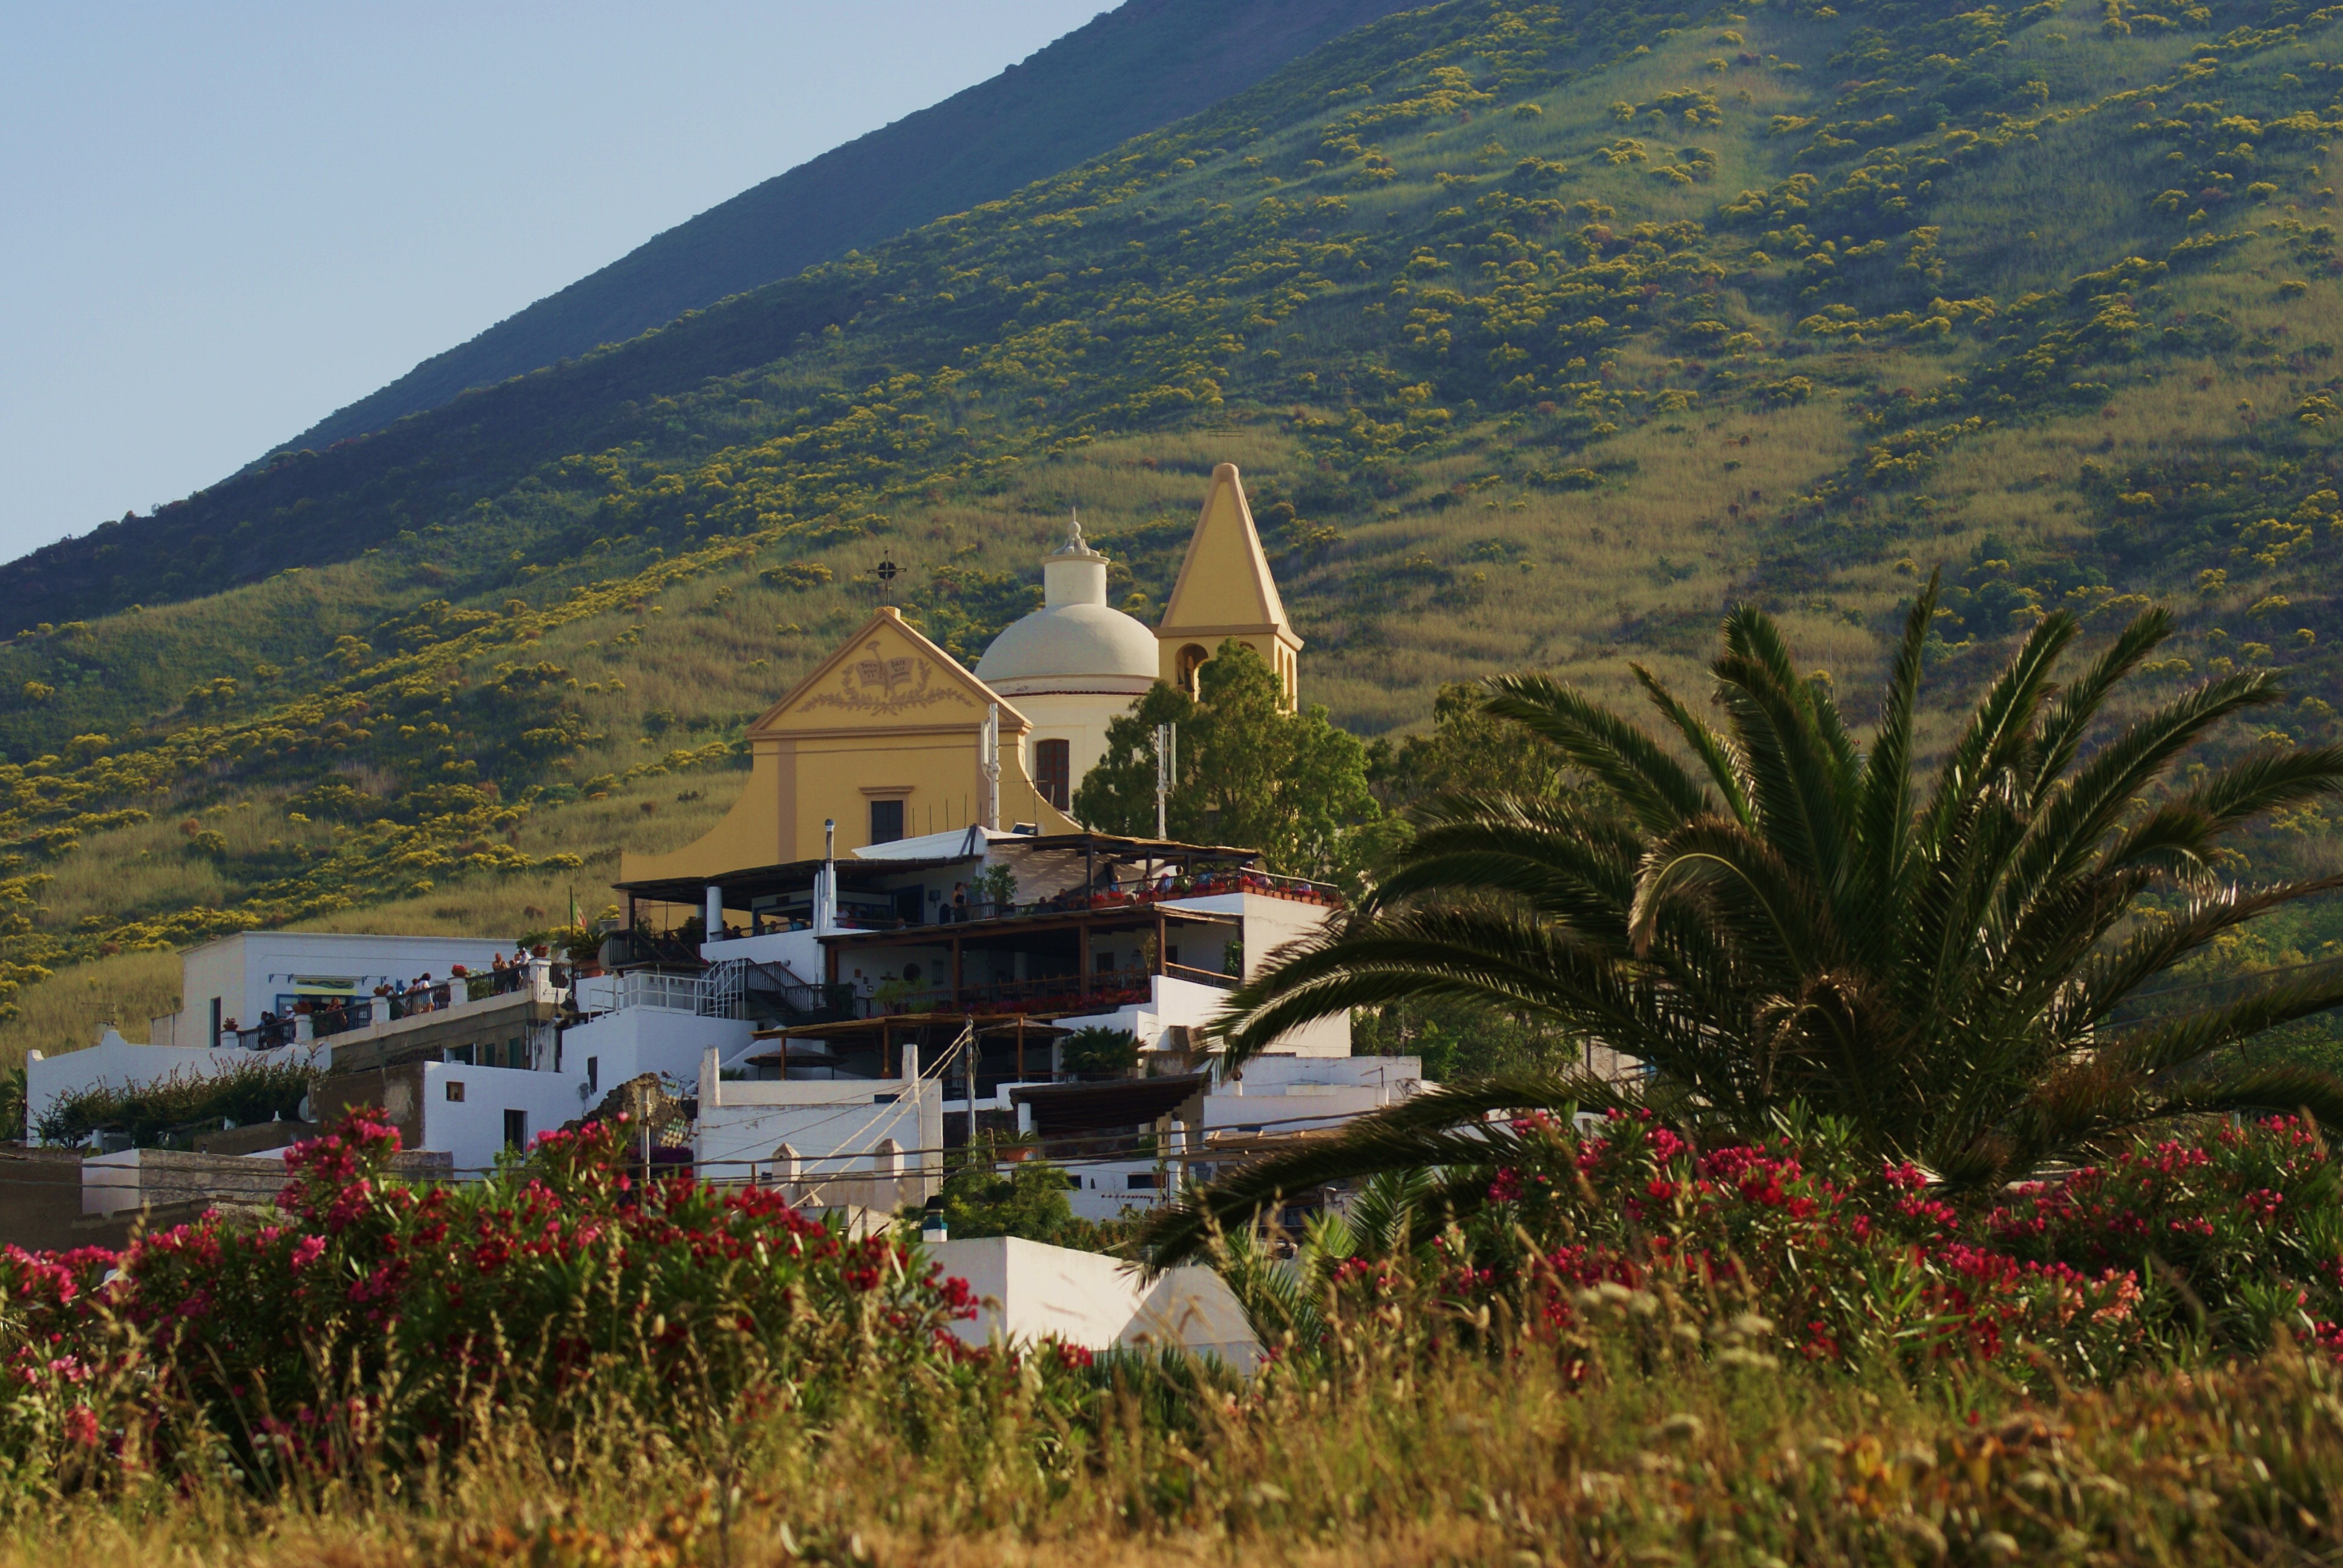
(1153, 584, 2343, 1261)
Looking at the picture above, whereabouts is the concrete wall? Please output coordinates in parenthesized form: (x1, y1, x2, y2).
(559, 1007, 755, 1099)
(1149, 890, 1346, 1056)
(0, 1149, 106, 1250)
(1009, 689, 1136, 799)
(697, 925, 827, 978)
(1208, 1053, 1424, 1135)
(79, 1147, 454, 1220)
(419, 1062, 597, 1174)
(315, 1060, 592, 1174)
(926, 1235, 1257, 1368)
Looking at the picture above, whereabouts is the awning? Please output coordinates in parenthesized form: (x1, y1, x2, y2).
(1010, 1073, 1210, 1137)
(615, 855, 968, 907)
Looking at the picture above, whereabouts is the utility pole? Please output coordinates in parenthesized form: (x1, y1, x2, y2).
(1153, 721, 1176, 839)
(981, 704, 1002, 831)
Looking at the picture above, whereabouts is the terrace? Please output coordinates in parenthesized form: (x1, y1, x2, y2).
(613, 831, 1340, 952)
(220, 961, 562, 1051)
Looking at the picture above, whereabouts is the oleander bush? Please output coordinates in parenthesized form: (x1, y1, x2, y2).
(5, 1111, 2343, 1560)
(0, 1111, 1034, 1496)
(1212, 1108, 2343, 1391)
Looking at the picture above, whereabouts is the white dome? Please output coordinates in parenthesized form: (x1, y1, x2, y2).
(978, 602, 1162, 692)
(974, 512, 1160, 696)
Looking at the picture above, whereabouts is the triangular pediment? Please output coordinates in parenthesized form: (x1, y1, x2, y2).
(753, 610, 1028, 735)
(1160, 462, 1291, 634)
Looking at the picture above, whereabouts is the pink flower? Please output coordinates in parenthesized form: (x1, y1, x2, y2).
(290, 1235, 326, 1270)
(62, 1406, 100, 1447)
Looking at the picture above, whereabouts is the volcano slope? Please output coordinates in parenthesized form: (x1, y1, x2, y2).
(1, 0, 2339, 1062)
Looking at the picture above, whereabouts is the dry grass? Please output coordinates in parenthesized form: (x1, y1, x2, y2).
(0, 947, 182, 1063)
(0, 1336, 2338, 1564)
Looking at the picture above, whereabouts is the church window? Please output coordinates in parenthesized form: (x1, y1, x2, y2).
(869, 799, 904, 844)
(1176, 643, 1209, 695)
(1035, 739, 1071, 809)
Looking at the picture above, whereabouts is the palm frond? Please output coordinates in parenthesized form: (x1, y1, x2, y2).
(2057, 876, 2343, 1034)
(1632, 664, 1754, 826)
(1999, 670, 2287, 924)
(2100, 964, 2343, 1080)
(1144, 1071, 1633, 1268)
(1210, 910, 1654, 1069)
(1849, 578, 1936, 950)
(2100, 745, 2343, 878)
(1627, 814, 1836, 975)
(2028, 604, 2175, 791)
(1481, 673, 1714, 834)
(1915, 610, 2077, 857)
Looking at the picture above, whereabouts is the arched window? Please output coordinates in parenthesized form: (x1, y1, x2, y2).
(1035, 738, 1071, 809)
(1176, 643, 1210, 696)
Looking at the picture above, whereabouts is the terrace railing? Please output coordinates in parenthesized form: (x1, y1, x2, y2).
(221, 968, 558, 1051)
(853, 965, 1158, 1019)
(926, 869, 1343, 928)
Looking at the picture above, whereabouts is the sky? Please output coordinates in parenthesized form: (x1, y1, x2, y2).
(0, 1, 1109, 564)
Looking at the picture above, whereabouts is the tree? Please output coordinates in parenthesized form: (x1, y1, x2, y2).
(1073, 639, 1388, 884)
(1202, 583, 2343, 1192)
(927, 1149, 1104, 1250)
(1060, 1025, 1140, 1079)
(1365, 679, 1575, 811)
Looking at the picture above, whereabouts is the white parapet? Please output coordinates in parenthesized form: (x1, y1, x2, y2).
(694, 1043, 940, 1192)
(925, 1235, 1259, 1370)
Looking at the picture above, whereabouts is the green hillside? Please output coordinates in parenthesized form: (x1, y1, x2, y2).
(2, 0, 2340, 1060)
(274, 0, 1423, 455)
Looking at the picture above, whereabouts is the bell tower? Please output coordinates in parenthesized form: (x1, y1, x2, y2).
(1156, 463, 1301, 706)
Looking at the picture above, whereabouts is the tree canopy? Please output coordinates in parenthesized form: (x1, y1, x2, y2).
(1073, 639, 1386, 884)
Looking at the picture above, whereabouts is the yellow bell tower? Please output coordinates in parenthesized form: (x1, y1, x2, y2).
(1155, 463, 1301, 706)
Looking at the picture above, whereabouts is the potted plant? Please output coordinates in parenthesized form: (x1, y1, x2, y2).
(972, 862, 1018, 918)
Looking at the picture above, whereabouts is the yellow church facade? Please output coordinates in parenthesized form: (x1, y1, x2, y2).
(619, 463, 1299, 887)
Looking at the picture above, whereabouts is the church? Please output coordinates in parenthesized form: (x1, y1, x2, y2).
(620, 461, 1302, 883)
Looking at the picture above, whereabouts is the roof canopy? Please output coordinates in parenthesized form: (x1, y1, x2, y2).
(1009, 1073, 1211, 1137)
(615, 831, 1258, 906)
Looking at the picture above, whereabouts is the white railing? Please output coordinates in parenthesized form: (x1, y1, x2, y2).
(575, 970, 703, 1016)
(700, 959, 746, 1021)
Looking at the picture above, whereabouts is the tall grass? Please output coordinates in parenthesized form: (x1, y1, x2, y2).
(5, 1295, 2341, 1564)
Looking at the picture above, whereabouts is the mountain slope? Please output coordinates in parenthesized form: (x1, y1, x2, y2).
(2, 0, 2341, 1060)
(274, 0, 1423, 457)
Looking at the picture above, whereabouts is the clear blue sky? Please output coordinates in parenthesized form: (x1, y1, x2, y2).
(0, 1, 1107, 564)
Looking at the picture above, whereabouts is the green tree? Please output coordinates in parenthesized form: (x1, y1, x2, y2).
(1060, 1025, 1141, 1079)
(929, 1150, 1104, 1249)
(1365, 680, 1575, 812)
(1073, 640, 1386, 884)
(1201, 584, 2343, 1197)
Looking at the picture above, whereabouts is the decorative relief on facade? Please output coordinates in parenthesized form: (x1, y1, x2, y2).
(800, 639, 972, 717)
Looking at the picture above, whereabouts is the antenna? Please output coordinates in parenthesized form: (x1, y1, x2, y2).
(1154, 722, 1176, 839)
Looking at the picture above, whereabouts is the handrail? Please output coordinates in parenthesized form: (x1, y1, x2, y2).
(853, 965, 1156, 1019)
(1160, 961, 1240, 991)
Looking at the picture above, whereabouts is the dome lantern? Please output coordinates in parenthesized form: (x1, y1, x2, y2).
(1041, 509, 1110, 610)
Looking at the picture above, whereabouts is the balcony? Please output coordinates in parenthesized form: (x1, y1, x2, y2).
(220, 965, 561, 1052)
